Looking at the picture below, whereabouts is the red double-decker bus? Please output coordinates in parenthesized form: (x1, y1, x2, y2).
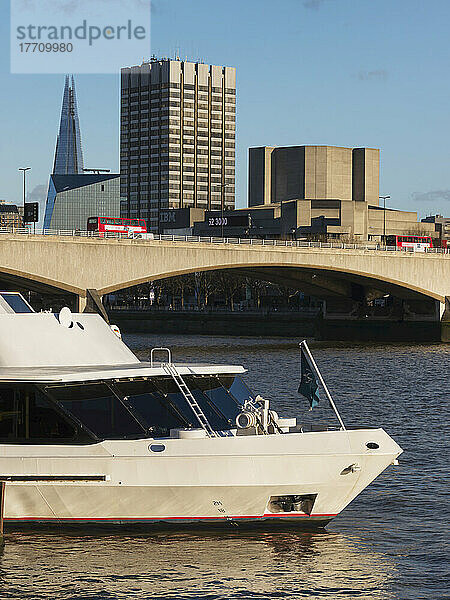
(87, 217, 147, 237)
(385, 235, 448, 251)
(385, 235, 434, 252)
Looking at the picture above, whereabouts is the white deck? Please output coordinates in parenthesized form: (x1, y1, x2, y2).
(0, 362, 246, 383)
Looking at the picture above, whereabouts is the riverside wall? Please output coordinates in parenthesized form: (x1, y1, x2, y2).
(108, 310, 446, 342)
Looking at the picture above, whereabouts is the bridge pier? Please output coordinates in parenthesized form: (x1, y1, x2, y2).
(441, 297, 450, 343)
(77, 295, 87, 313)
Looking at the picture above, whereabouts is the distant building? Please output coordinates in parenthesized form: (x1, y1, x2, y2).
(159, 202, 433, 242)
(0, 202, 22, 228)
(246, 145, 435, 241)
(53, 75, 84, 175)
(120, 58, 236, 231)
(44, 76, 119, 230)
(44, 174, 120, 230)
(421, 214, 450, 242)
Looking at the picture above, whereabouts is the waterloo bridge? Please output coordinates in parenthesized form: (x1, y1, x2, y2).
(0, 232, 449, 341)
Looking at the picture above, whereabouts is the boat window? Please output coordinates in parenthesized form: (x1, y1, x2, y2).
(0, 293, 33, 313)
(0, 385, 91, 444)
(227, 376, 255, 406)
(149, 375, 248, 431)
(192, 376, 242, 424)
(114, 380, 188, 437)
(46, 383, 146, 440)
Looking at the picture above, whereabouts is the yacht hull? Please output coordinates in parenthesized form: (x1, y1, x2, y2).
(0, 428, 402, 528)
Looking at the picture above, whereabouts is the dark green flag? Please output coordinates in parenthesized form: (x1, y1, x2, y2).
(298, 347, 320, 409)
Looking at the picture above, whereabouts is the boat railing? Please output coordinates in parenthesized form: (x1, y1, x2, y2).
(150, 347, 172, 367)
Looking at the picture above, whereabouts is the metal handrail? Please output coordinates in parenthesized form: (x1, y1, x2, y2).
(0, 227, 448, 255)
(150, 347, 172, 367)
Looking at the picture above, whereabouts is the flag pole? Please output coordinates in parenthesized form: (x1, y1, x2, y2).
(300, 340, 346, 431)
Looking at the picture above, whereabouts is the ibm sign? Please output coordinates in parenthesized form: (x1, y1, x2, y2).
(159, 211, 177, 224)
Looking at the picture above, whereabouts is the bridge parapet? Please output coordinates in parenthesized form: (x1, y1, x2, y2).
(0, 233, 448, 309)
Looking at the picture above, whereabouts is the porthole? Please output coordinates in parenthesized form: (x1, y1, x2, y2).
(149, 444, 166, 453)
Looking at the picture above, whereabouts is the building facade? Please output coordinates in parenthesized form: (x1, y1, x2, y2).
(44, 174, 120, 230)
(120, 58, 236, 231)
(0, 202, 22, 228)
(421, 214, 450, 242)
(247, 145, 383, 240)
(249, 145, 379, 205)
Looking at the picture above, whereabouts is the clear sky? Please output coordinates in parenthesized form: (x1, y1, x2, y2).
(1, 0, 449, 218)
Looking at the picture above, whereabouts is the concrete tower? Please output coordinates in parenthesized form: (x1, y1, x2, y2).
(120, 58, 236, 232)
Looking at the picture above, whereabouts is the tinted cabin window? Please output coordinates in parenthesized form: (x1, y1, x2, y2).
(0, 385, 89, 444)
(1, 293, 33, 313)
(46, 383, 146, 440)
(115, 380, 187, 437)
(149, 376, 246, 431)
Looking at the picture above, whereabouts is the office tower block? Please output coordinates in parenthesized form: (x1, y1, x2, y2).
(53, 75, 84, 175)
(120, 58, 236, 231)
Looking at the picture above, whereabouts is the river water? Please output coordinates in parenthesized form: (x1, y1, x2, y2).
(0, 335, 448, 600)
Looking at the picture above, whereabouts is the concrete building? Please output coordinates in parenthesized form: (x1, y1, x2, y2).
(249, 146, 379, 206)
(179, 201, 433, 241)
(0, 202, 22, 228)
(246, 145, 433, 241)
(43, 174, 120, 230)
(120, 58, 236, 232)
(421, 214, 450, 242)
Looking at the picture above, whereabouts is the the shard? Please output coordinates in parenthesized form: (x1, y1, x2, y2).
(53, 75, 84, 175)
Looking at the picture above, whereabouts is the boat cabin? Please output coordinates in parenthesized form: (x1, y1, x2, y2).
(0, 293, 254, 444)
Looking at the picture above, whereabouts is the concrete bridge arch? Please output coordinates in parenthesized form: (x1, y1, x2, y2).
(0, 233, 448, 308)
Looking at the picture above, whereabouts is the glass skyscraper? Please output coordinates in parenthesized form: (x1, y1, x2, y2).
(53, 75, 84, 175)
(44, 76, 120, 230)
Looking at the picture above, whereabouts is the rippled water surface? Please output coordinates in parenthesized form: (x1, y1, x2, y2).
(1, 335, 449, 600)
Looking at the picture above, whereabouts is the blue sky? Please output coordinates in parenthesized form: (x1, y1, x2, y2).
(1, 0, 449, 218)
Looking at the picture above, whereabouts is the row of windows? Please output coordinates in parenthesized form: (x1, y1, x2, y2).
(124, 84, 235, 93)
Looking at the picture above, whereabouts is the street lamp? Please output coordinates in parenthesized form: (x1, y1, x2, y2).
(219, 183, 232, 238)
(379, 195, 390, 243)
(19, 167, 31, 229)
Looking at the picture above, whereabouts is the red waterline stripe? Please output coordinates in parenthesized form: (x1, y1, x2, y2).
(5, 513, 336, 522)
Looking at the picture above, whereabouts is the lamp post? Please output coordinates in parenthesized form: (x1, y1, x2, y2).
(19, 167, 31, 230)
(219, 183, 232, 238)
(379, 195, 390, 244)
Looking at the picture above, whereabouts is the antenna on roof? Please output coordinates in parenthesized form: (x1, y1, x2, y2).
(82, 168, 111, 174)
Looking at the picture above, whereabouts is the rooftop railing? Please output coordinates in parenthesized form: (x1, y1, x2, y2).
(0, 227, 448, 254)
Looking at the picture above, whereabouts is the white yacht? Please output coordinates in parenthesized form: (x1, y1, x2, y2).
(0, 292, 402, 528)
